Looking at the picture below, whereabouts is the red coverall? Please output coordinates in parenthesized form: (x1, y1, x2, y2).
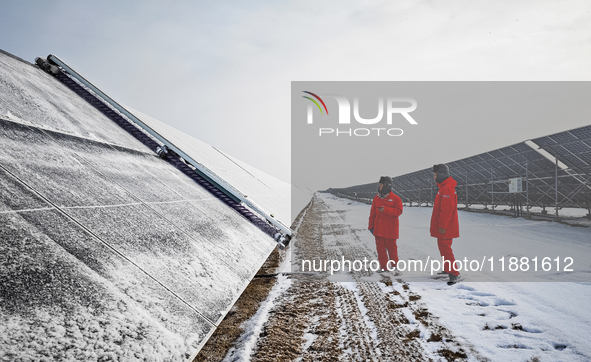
(368, 191, 403, 270)
(430, 177, 460, 276)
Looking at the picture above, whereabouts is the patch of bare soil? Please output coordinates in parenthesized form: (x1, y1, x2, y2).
(250, 195, 473, 361)
(266, 195, 479, 360)
(251, 280, 340, 362)
(193, 201, 314, 362)
(198, 194, 478, 361)
(193, 249, 280, 362)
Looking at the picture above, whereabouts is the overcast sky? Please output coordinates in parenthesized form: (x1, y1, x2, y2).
(1, 0, 590, 186)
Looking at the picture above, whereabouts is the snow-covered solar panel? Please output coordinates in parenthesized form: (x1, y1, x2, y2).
(0, 50, 277, 360)
(0, 51, 147, 151)
(123, 107, 294, 228)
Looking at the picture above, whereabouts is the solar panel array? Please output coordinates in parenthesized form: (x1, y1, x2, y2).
(0, 50, 277, 360)
(329, 125, 591, 213)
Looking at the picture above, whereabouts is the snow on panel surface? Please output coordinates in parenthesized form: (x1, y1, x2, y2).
(0, 121, 139, 208)
(53, 132, 274, 279)
(126, 107, 297, 225)
(0, 50, 277, 360)
(0, 50, 146, 151)
(0, 173, 212, 361)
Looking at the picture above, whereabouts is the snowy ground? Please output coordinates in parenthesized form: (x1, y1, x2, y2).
(227, 193, 591, 361)
(466, 204, 589, 218)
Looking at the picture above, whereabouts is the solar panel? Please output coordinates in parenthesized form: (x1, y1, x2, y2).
(550, 132, 578, 144)
(563, 142, 591, 166)
(512, 143, 532, 152)
(481, 152, 495, 160)
(570, 127, 591, 140)
(489, 149, 505, 158)
(331, 129, 591, 209)
(125, 107, 294, 227)
(531, 136, 557, 147)
(0, 49, 279, 360)
(0, 53, 146, 151)
(0, 211, 214, 359)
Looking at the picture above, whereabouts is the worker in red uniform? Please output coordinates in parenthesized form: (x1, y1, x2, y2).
(368, 176, 403, 272)
(431, 164, 461, 285)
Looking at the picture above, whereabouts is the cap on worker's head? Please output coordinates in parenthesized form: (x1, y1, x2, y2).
(378, 176, 392, 185)
(433, 164, 450, 175)
(378, 176, 392, 197)
(433, 164, 450, 183)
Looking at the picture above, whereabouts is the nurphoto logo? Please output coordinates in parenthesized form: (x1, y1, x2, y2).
(302, 91, 418, 136)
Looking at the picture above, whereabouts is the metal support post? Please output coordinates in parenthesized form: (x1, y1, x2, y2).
(555, 156, 559, 218)
(491, 168, 495, 211)
(526, 161, 530, 216)
(465, 171, 469, 209)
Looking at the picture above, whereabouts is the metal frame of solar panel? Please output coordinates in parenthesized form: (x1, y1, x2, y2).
(329, 125, 591, 216)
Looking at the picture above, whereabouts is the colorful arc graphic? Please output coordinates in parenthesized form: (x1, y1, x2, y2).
(302, 96, 323, 114)
(302, 91, 328, 115)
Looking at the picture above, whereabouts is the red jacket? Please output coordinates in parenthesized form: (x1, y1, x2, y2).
(430, 177, 459, 239)
(368, 191, 403, 239)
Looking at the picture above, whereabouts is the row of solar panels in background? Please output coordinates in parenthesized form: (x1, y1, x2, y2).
(329, 124, 591, 210)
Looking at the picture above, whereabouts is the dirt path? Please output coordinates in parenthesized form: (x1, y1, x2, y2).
(251, 195, 475, 361)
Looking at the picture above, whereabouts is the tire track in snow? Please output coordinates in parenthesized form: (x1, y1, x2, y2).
(317, 195, 479, 361)
(251, 194, 475, 361)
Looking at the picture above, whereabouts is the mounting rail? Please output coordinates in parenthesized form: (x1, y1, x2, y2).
(36, 54, 291, 240)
